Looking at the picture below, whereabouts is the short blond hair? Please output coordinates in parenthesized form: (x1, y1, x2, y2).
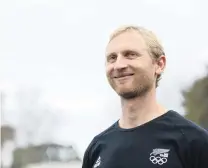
(109, 25, 165, 87)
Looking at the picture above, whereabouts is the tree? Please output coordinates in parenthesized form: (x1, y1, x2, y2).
(181, 69, 208, 129)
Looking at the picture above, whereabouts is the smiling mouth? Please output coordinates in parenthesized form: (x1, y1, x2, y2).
(114, 74, 134, 78)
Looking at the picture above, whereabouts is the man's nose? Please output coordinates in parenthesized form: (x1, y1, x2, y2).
(114, 55, 128, 70)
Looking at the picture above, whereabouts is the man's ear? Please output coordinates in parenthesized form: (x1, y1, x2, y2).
(155, 55, 166, 75)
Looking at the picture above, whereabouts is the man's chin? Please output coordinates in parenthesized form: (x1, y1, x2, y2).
(115, 87, 131, 94)
(115, 87, 138, 99)
(118, 91, 138, 99)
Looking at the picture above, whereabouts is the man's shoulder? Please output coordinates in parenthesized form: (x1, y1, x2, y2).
(85, 122, 118, 152)
(169, 110, 208, 142)
(169, 110, 208, 166)
(93, 121, 118, 141)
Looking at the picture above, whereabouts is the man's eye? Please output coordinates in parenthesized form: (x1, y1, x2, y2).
(107, 55, 117, 62)
(125, 52, 138, 58)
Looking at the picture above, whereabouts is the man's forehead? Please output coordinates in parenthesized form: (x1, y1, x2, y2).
(105, 32, 147, 55)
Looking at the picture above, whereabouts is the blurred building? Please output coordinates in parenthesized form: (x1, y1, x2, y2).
(23, 161, 81, 168)
(1, 125, 16, 168)
(11, 143, 80, 168)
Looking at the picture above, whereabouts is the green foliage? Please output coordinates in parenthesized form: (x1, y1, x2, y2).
(182, 69, 208, 129)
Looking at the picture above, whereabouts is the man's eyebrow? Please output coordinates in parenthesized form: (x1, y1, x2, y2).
(106, 52, 116, 57)
(106, 49, 142, 57)
(114, 50, 142, 57)
(121, 49, 141, 54)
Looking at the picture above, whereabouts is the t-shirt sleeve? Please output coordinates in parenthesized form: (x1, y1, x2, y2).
(198, 135, 208, 168)
(82, 150, 90, 168)
(82, 138, 97, 168)
(190, 130, 208, 168)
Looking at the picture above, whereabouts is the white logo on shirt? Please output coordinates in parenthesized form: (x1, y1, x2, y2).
(149, 148, 170, 165)
(94, 156, 101, 168)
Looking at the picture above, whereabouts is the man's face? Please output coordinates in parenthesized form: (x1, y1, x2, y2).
(105, 31, 163, 99)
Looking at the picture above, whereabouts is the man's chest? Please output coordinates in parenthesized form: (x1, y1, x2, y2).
(92, 139, 184, 168)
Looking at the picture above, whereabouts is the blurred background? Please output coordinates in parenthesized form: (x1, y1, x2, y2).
(1, 0, 208, 168)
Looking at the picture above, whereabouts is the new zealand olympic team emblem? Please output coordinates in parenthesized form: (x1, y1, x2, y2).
(149, 148, 170, 165)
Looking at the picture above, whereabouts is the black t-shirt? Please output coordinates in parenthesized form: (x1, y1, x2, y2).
(82, 110, 208, 168)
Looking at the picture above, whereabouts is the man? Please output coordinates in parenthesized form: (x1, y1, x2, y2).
(82, 25, 208, 168)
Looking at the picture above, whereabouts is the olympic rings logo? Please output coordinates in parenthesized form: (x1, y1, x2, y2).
(149, 155, 167, 165)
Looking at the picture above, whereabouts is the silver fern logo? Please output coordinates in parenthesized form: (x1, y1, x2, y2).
(149, 148, 170, 165)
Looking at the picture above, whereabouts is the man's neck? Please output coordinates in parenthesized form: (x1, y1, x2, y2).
(119, 89, 167, 129)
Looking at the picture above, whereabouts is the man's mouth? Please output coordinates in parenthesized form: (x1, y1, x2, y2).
(114, 74, 134, 78)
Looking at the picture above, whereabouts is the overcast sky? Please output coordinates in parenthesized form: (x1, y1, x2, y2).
(1, 0, 208, 157)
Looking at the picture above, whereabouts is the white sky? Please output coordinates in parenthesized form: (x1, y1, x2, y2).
(1, 0, 208, 158)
